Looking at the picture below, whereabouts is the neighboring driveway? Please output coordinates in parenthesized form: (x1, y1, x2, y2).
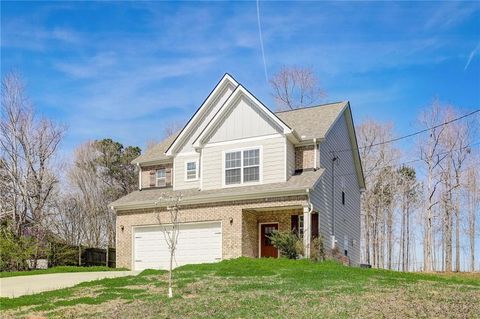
(0, 271, 139, 298)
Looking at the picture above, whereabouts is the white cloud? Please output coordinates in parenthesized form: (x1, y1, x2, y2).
(464, 42, 480, 71)
(424, 2, 479, 31)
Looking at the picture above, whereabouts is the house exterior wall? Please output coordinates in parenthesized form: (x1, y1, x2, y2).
(140, 163, 173, 188)
(310, 113, 361, 265)
(242, 208, 302, 258)
(201, 135, 286, 190)
(116, 196, 307, 269)
(208, 97, 279, 143)
(178, 84, 235, 154)
(173, 154, 200, 190)
(286, 140, 295, 179)
(295, 145, 316, 170)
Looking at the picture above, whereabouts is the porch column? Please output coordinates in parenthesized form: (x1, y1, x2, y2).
(303, 205, 311, 258)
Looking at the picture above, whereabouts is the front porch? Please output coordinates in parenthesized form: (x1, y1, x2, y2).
(241, 205, 318, 259)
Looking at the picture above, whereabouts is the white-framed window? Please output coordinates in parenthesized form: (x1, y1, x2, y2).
(224, 148, 260, 185)
(156, 168, 166, 187)
(185, 160, 198, 181)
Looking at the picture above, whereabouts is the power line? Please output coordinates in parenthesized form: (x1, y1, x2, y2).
(335, 141, 480, 178)
(334, 108, 480, 154)
(256, 0, 269, 85)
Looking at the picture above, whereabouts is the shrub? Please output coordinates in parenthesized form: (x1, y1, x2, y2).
(268, 231, 303, 259)
(0, 225, 39, 271)
(48, 241, 79, 267)
(310, 236, 326, 261)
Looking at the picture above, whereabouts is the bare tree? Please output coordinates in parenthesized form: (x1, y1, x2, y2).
(270, 66, 325, 111)
(69, 142, 110, 248)
(465, 166, 478, 271)
(145, 121, 182, 152)
(1, 72, 64, 263)
(48, 193, 86, 265)
(357, 120, 398, 268)
(418, 100, 449, 272)
(155, 193, 182, 298)
(397, 166, 419, 271)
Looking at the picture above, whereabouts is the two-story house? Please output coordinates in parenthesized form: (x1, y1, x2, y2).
(110, 74, 365, 270)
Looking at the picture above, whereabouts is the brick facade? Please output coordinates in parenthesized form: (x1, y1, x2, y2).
(141, 163, 173, 188)
(295, 145, 315, 170)
(242, 208, 303, 258)
(116, 196, 307, 269)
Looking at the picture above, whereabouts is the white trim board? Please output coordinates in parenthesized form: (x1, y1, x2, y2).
(193, 85, 294, 149)
(166, 74, 238, 156)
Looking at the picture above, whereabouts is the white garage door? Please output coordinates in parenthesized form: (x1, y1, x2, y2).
(133, 222, 222, 271)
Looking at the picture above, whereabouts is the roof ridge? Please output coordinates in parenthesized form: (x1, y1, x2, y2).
(274, 101, 347, 114)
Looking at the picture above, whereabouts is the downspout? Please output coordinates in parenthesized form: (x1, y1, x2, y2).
(137, 163, 142, 191)
(304, 189, 314, 258)
(331, 155, 338, 249)
(313, 138, 317, 170)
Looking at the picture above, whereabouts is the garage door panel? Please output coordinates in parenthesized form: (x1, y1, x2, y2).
(133, 222, 222, 271)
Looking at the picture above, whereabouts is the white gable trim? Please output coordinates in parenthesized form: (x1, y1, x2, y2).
(193, 85, 294, 149)
(165, 74, 238, 156)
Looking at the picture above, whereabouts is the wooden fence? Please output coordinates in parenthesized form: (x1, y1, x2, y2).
(82, 248, 116, 268)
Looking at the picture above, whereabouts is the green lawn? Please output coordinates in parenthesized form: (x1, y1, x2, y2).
(1, 258, 479, 318)
(0, 266, 126, 278)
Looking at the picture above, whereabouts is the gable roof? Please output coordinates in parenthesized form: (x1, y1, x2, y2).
(131, 132, 178, 165)
(275, 101, 348, 140)
(193, 85, 296, 148)
(165, 73, 238, 156)
(111, 169, 324, 210)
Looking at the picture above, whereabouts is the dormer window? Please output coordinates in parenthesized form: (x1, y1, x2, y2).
(156, 169, 166, 187)
(224, 148, 260, 185)
(185, 160, 198, 181)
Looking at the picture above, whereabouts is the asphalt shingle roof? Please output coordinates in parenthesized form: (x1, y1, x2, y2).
(111, 169, 324, 209)
(132, 101, 347, 165)
(131, 133, 178, 165)
(275, 102, 347, 140)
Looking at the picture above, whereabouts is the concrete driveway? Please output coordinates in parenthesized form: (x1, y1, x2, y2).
(0, 271, 140, 298)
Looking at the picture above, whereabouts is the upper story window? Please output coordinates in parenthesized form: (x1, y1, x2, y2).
(224, 148, 260, 185)
(185, 161, 198, 181)
(156, 169, 166, 187)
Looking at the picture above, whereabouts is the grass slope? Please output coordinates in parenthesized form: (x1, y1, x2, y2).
(0, 266, 127, 278)
(1, 258, 479, 318)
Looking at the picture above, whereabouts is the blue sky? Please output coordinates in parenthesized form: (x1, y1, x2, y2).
(1, 1, 479, 157)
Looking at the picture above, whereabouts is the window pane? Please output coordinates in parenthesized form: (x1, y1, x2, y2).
(243, 149, 259, 166)
(156, 169, 166, 178)
(225, 168, 241, 184)
(225, 151, 241, 169)
(187, 170, 197, 179)
(243, 166, 259, 182)
(187, 162, 196, 170)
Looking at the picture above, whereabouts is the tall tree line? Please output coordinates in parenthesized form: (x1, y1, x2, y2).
(1, 73, 140, 268)
(358, 101, 479, 272)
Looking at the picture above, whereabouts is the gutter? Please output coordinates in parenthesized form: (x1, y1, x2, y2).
(112, 188, 309, 211)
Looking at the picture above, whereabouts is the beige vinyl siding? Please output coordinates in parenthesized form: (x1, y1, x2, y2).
(310, 113, 361, 265)
(173, 155, 200, 190)
(178, 84, 235, 154)
(202, 136, 286, 190)
(286, 140, 295, 179)
(208, 97, 278, 143)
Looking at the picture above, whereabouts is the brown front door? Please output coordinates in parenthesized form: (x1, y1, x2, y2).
(260, 223, 278, 258)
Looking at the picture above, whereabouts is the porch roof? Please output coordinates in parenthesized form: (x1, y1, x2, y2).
(110, 169, 324, 211)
